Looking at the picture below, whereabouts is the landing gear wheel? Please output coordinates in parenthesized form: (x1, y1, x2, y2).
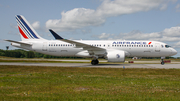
(91, 60, 96, 65)
(161, 59, 165, 65)
(91, 59, 99, 65)
(96, 59, 99, 64)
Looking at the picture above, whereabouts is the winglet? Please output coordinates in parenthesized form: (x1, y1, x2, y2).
(49, 29, 63, 39)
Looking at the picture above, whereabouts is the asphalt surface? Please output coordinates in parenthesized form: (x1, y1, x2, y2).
(0, 62, 180, 69)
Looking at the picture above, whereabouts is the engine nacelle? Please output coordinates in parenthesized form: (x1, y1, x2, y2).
(107, 50, 125, 62)
(75, 50, 91, 57)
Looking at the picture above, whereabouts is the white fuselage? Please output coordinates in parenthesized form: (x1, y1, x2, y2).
(12, 40, 177, 58)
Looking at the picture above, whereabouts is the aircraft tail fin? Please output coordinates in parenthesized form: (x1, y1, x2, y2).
(15, 15, 44, 41)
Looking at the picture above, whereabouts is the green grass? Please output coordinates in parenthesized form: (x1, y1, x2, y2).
(0, 65, 180, 100)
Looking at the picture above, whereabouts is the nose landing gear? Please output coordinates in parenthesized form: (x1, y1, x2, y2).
(161, 57, 165, 65)
(161, 59, 164, 65)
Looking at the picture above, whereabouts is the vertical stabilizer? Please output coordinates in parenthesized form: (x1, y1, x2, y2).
(15, 15, 44, 41)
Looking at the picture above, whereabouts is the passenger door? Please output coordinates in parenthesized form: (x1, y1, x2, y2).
(42, 42, 47, 51)
(155, 43, 160, 52)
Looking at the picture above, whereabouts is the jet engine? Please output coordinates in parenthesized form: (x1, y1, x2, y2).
(106, 50, 125, 62)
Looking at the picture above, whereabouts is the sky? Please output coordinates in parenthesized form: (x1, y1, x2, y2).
(1, 0, 180, 57)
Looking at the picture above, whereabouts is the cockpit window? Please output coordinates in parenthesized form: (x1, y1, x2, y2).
(165, 45, 171, 48)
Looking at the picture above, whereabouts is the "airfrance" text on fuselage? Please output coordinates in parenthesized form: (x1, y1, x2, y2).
(112, 42, 148, 45)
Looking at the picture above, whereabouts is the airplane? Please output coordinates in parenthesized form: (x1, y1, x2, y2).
(5, 15, 177, 65)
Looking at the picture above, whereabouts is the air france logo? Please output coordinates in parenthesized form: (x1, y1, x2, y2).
(116, 54, 120, 58)
(148, 42, 152, 45)
(112, 41, 149, 45)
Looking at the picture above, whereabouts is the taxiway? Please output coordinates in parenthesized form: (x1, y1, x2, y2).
(0, 62, 180, 69)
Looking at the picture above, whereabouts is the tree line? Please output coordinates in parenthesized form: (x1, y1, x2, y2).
(0, 49, 82, 59)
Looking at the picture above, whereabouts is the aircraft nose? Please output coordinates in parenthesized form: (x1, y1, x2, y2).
(171, 48, 177, 56)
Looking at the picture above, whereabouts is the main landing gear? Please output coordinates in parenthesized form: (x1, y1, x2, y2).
(91, 59, 99, 65)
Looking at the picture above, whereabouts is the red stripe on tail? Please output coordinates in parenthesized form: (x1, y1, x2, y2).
(18, 26, 28, 39)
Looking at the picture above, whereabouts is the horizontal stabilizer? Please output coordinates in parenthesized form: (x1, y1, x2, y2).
(5, 40, 32, 46)
(49, 29, 63, 39)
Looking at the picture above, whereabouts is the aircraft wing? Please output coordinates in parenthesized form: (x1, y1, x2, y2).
(5, 40, 32, 46)
(49, 29, 105, 51)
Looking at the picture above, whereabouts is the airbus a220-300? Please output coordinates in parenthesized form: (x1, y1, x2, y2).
(6, 15, 177, 65)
